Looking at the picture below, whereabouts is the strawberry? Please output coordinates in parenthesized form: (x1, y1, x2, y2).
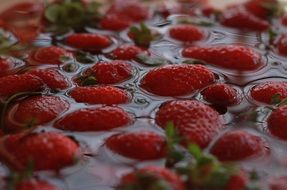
(65, 33, 111, 51)
(0, 74, 44, 98)
(275, 34, 287, 56)
(100, 14, 132, 31)
(244, 0, 278, 19)
(28, 68, 70, 90)
(55, 106, 133, 131)
(140, 64, 215, 96)
(109, 44, 147, 60)
(210, 130, 270, 161)
(282, 14, 287, 26)
(250, 81, 287, 104)
(182, 45, 263, 71)
(76, 60, 133, 85)
(267, 105, 287, 140)
(225, 171, 249, 190)
(201, 83, 240, 106)
(155, 100, 222, 148)
(118, 166, 184, 190)
(15, 179, 57, 190)
(220, 6, 269, 31)
(0, 57, 19, 76)
(27, 46, 73, 65)
(269, 176, 287, 190)
(70, 86, 130, 105)
(1, 132, 79, 171)
(169, 24, 204, 42)
(4, 95, 69, 132)
(106, 131, 166, 160)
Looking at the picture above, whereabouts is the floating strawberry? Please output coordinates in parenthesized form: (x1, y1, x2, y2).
(201, 83, 240, 106)
(100, 14, 132, 31)
(0, 57, 20, 76)
(169, 24, 204, 42)
(156, 100, 222, 148)
(244, 0, 279, 19)
(27, 46, 73, 65)
(109, 44, 147, 60)
(4, 95, 69, 132)
(275, 34, 287, 56)
(182, 45, 263, 71)
(140, 64, 215, 96)
(14, 179, 57, 190)
(267, 105, 287, 140)
(117, 166, 184, 190)
(106, 131, 166, 160)
(55, 106, 133, 131)
(210, 130, 270, 161)
(282, 14, 287, 26)
(70, 86, 130, 105)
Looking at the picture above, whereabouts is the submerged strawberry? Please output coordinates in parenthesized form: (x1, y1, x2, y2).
(210, 130, 270, 161)
(275, 34, 287, 56)
(141, 64, 215, 96)
(244, 0, 278, 19)
(55, 106, 133, 131)
(156, 100, 222, 148)
(100, 14, 132, 31)
(182, 45, 263, 71)
(267, 105, 287, 140)
(106, 131, 166, 160)
(110, 44, 147, 60)
(169, 24, 204, 42)
(0, 57, 21, 76)
(70, 86, 130, 105)
(118, 166, 184, 190)
(14, 179, 57, 190)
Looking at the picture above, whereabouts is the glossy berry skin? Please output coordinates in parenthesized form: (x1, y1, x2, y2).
(0, 57, 20, 76)
(182, 45, 263, 71)
(27, 46, 73, 65)
(100, 14, 132, 31)
(106, 131, 166, 160)
(55, 106, 133, 131)
(110, 44, 147, 60)
(225, 171, 248, 190)
(0, 74, 44, 98)
(267, 105, 287, 140)
(202, 83, 240, 106)
(250, 81, 287, 104)
(70, 86, 130, 105)
(2, 132, 79, 171)
(15, 179, 57, 190)
(156, 100, 222, 148)
(66, 33, 111, 51)
(169, 24, 204, 42)
(210, 130, 270, 161)
(275, 34, 287, 56)
(141, 64, 215, 96)
(118, 166, 184, 190)
(244, 0, 278, 19)
(4, 95, 69, 132)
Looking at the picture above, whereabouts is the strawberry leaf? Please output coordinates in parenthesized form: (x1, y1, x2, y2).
(75, 51, 95, 63)
(271, 93, 281, 104)
(136, 53, 169, 66)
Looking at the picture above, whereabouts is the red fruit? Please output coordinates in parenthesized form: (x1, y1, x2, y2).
(106, 131, 166, 160)
(118, 166, 184, 190)
(269, 176, 287, 190)
(70, 86, 130, 105)
(155, 100, 222, 148)
(169, 24, 204, 42)
(210, 130, 270, 161)
(220, 6, 269, 31)
(182, 45, 263, 71)
(140, 64, 215, 96)
(244, 0, 278, 19)
(267, 105, 287, 140)
(4, 95, 69, 132)
(225, 171, 248, 190)
(0, 57, 22, 76)
(2, 132, 79, 171)
(282, 14, 287, 26)
(55, 106, 133, 131)
(100, 14, 132, 31)
(15, 179, 57, 190)
(66, 33, 111, 51)
(27, 46, 73, 65)
(250, 81, 287, 104)
(275, 34, 287, 56)
(110, 44, 147, 60)
(201, 83, 240, 106)
(0, 74, 44, 98)
(28, 68, 69, 90)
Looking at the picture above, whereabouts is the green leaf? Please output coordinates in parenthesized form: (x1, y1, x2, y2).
(75, 51, 95, 63)
(79, 76, 97, 86)
(45, 4, 62, 23)
(183, 59, 205, 65)
(137, 53, 169, 66)
(129, 23, 159, 48)
(271, 93, 281, 104)
(187, 144, 202, 160)
(59, 55, 72, 63)
(268, 28, 278, 43)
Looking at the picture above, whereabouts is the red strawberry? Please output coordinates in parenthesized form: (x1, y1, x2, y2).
(28, 68, 70, 90)
(225, 171, 249, 190)
(250, 81, 287, 104)
(282, 14, 287, 26)
(27, 46, 73, 65)
(0, 74, 44, 98)
(169, 24, 204, 42)
(70, 86, 130, 105)
(182, 45, 263, 71)
(15, 179, 57, 190)
(4, 95, 69, 132)
(267, 105, 287, 140)
(66, 33, 111, 51)
(275, 34, 287, 56)
(106, 131, 166, 160)
(269, 176, 287, 190)
(0, 57, 21, 76)
(140, 64, 215, 96)
(155, 100, 222, 148)
(55, 106, 133, 131)
(110, 44, 147, 60)
(100, 14, 132, 31)
(77, 60, 133, 85)
(1, 132, 79, 171)
(210, 130, 270, 161)
(118, 166, 184, 190)
(244, 0, 278, 19)
(201, 83, 240, 106)
(220, 6, 269, 31)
